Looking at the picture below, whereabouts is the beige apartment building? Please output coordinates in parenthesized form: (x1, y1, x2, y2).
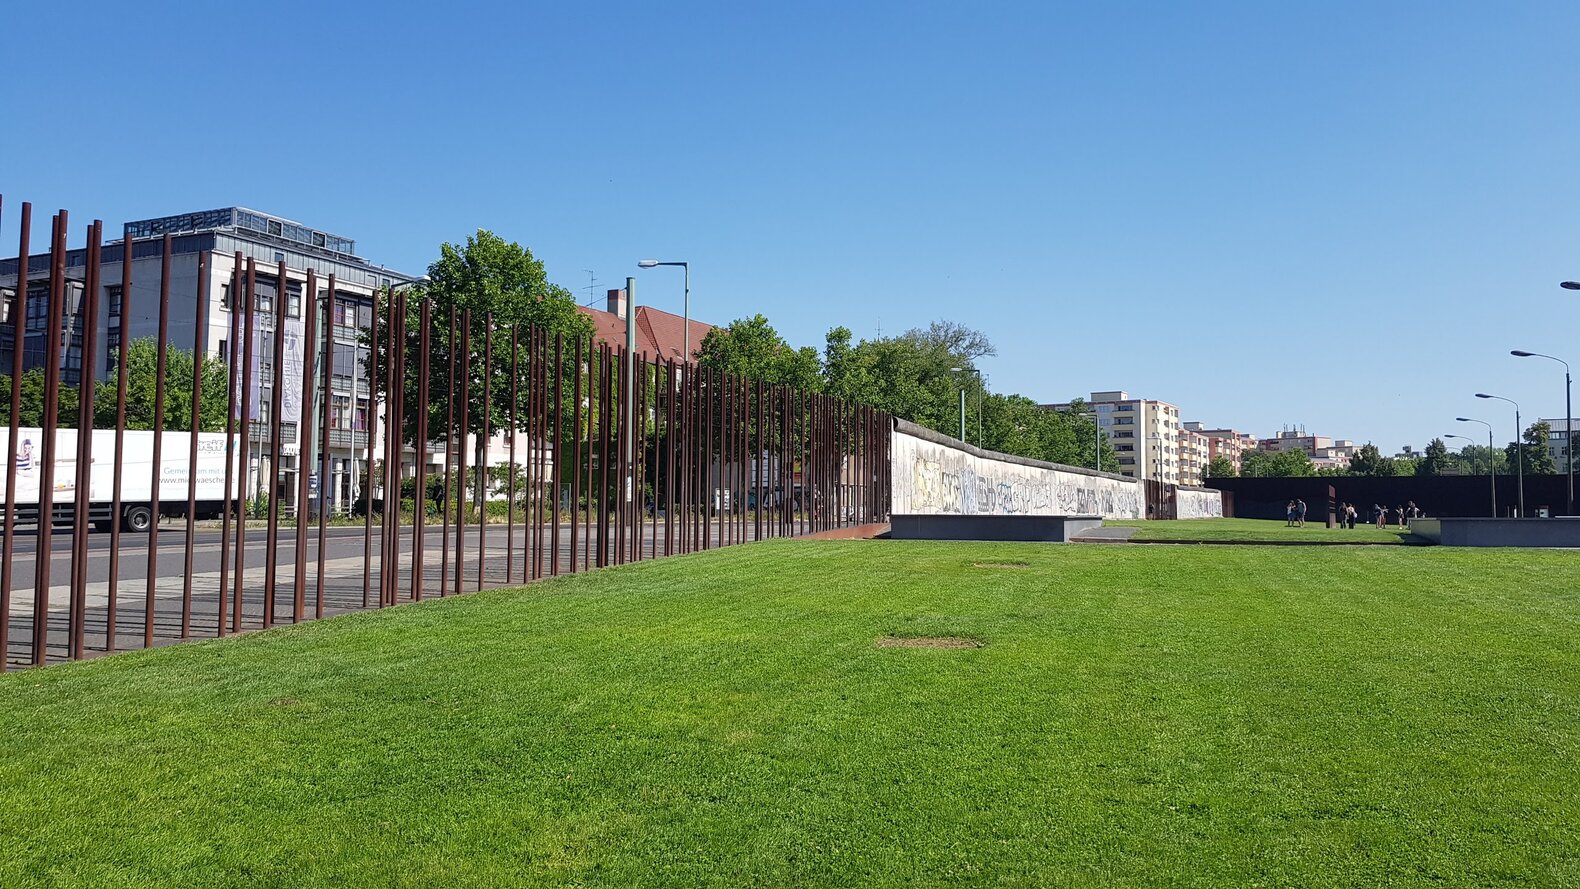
(1183, 422, 1258, 476)
(1177, 425, 1209, 486)
(1046, 390, 1181, 483)
(1258, 428, 1357, 471)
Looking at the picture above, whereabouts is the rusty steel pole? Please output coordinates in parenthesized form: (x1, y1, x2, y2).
(0, 201, 30, 670)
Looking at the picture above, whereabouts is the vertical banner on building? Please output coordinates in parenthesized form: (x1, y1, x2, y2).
(246, 304, 306, 423)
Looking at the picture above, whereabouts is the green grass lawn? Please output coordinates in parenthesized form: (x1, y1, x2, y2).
(1109, 516, 1412, 543)
(2, 541, 1576, 887)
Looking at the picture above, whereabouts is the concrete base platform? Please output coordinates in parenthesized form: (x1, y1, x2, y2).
(1409, 517, 1580, 547)
(889, 514, 1102, 542)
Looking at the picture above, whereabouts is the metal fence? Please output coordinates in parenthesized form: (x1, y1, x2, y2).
(0, 196, 892, 669)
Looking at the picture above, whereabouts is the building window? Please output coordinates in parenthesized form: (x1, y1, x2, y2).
(219, 339, 228, 363)
(286, 283, 302, 319)
(355, 398, 369, 431)
(106, 286, 122, 318)
(106, 329, 121, 371)
(331, 394, 351, 429)
(24, 284, 50, 331)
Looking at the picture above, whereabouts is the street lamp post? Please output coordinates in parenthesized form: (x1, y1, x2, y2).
(949, 367, 982, 445)
(1445, 430, 1494, 517)
(1474, 394, 1524, 516)
(1511, 350, 1573, 516)
(637, 260, 690, 361)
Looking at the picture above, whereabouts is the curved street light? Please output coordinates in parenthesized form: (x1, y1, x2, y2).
(1475, 393, 1524, 517)
(948, 367, 982, 445)
(1444, 431, 1494, 517)
(1511, 350, 1573, 516)
(637, 260, 690, 361)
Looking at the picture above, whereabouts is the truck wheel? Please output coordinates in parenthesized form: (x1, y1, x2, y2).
(123, 505, 154, 533)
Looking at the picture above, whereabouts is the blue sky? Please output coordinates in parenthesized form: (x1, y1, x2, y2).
(4, 1, 1578, 451)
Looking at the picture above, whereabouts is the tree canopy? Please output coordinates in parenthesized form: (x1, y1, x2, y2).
(696, 314, 822, 390)
(1241, 448, 1314, 477)
(1, 339, 228, 432)
(380, 229, 594, 456)
(1507, 421, 1557, 476)
(1204, 455, 1237, 479)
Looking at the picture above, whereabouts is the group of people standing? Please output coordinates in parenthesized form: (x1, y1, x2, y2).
(1333, 501, 1420, 529)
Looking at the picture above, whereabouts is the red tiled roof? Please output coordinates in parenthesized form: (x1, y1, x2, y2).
(576, 304, 713, 364)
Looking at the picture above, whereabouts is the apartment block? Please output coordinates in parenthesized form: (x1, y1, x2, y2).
(1183, 423, 1258, 476)
(1258, 427, 1357, 471)
(1045, 390, 1182, 483)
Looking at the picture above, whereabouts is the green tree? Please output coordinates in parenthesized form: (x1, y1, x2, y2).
(1204, 455, 1237, 479)
(973, 395, 1118, 471)
(697, 314, 823, 390)
(1506, 421, 1557, 475)
(1242, 449, 1314, 478)
(0, 340, 227, 431)
(378, 230, 594, 506)
(814, 321, 996, 441)
(95, 338, 231, 432)
(0, 368, 62, 428)
(1415, 437, 1452, 476)
(899, 319, 996, 363)
(1456, 443, 1508, 475)
(1347, 443, 1396, 477)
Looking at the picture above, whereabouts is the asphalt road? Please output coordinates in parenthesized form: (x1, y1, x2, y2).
(3, 515, 785, 668)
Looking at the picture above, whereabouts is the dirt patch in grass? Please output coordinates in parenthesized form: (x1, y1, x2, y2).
(973, 561, 1030, 570)
(876, 635, 984, 650)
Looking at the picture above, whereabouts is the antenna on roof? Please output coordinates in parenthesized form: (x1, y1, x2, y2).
(582, 270, 597, 306)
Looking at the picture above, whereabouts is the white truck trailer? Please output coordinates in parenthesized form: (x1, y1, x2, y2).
(0, 427, 241, 532)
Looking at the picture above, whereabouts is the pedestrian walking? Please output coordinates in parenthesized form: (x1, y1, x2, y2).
(1296, 498, 1308, 527)
(1286, 500, 1297, 527)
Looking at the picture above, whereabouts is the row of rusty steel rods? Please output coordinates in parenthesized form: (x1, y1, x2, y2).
(33, 208, 66, 663)
(263, 260, 288, 626)
(569, 335, 582, 572)
(290, 270, 318, 622)
(380, 286, 409, 608)
(317, 273, 339, 618)
(453, 310, 471, 596)
(506, 326, 518, 583)
(0, 197, 23, 670)
(475, 315, 491, 591)
(67, 220, 103, 659)
(411, 297, 431, 603)
(142, 236, 174, 646)
(32, 210, 67, 665)
(180, 253, 211, 636)
(439, 305, 456, 596)
(233, 258, 259, 633)
(216, 257, 242, 636)
(362, 282, 377, 609)
(0, 195, 891, 669)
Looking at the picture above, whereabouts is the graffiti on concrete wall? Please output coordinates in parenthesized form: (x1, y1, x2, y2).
(1175, 487, 1225, 519)
(892, 430, 1144, 519)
